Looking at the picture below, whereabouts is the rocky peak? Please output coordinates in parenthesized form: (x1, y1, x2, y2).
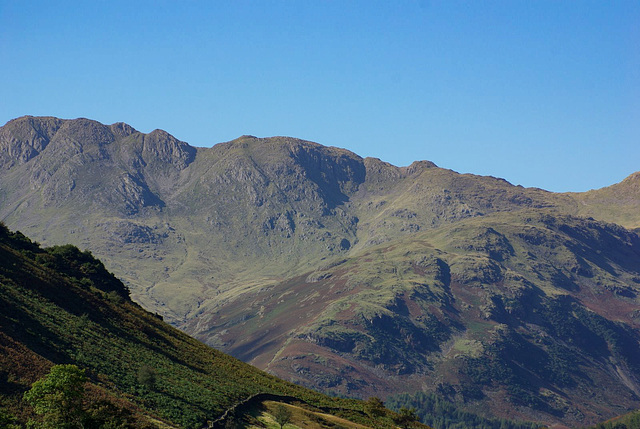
(54, 118, 116, 146)
(402, 160, 438, 175)
(110, 122, 138, 139)
(0, 116, 63, 168)
(621, 171, 640, 191)
(142, 129, 196, 170)
(285, 140, 366, 199)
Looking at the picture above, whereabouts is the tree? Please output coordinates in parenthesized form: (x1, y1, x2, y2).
(84, 400, 134, 429)
(364, 396, 386, 418)
(395, 407, 419, 429)
(273, 404, 292, 429)
(137, 364, 157, 390)
(23, 364, 87, 429)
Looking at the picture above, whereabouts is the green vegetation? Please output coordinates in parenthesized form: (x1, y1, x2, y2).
(395, 407, 420, 429)
(273, 404, 292, 429)
(364, 397, 385, 419)
(386, 392, 540, 429)
(243, 400, 381, 429)
(23, 364, 88, 428)
(0, 223, 398, 428)
(588, 409, 640, 429)
(137, 365, 157, 391)
(0, 408, 20, 429)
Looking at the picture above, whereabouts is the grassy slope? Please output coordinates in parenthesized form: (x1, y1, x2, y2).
(567, 171, 640, 232)
(0, 224, 379, 429)
(246, 400, 373, 429)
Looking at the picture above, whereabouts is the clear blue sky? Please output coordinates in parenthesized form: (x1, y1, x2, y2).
(1, 1, 638, 192)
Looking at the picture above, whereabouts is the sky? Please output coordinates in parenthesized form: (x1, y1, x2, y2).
(1, 1, 638, 192)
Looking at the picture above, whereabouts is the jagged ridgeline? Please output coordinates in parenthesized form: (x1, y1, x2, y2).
(2, 116, 640, 427)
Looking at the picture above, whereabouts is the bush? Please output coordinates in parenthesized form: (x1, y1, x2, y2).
(137, 365, 157, 390)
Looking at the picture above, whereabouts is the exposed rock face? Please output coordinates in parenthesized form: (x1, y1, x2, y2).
(0, 116, 62, 168)
(1, 115, 640, 426)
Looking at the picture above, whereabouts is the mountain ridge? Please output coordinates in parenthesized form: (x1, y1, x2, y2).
(2, 115, 640, 426)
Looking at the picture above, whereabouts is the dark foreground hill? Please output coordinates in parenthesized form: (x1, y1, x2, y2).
(0, 223, 386, 428)
(1, 116, 640, 426)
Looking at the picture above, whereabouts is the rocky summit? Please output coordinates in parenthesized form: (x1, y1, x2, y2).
(1, 116, 640, 426)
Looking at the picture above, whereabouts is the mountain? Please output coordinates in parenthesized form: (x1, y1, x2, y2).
(1, 116, 639, 426)
(569, 171, 640, 232)
(0, 222, 407, 428)
(199, 210, 640, 425)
